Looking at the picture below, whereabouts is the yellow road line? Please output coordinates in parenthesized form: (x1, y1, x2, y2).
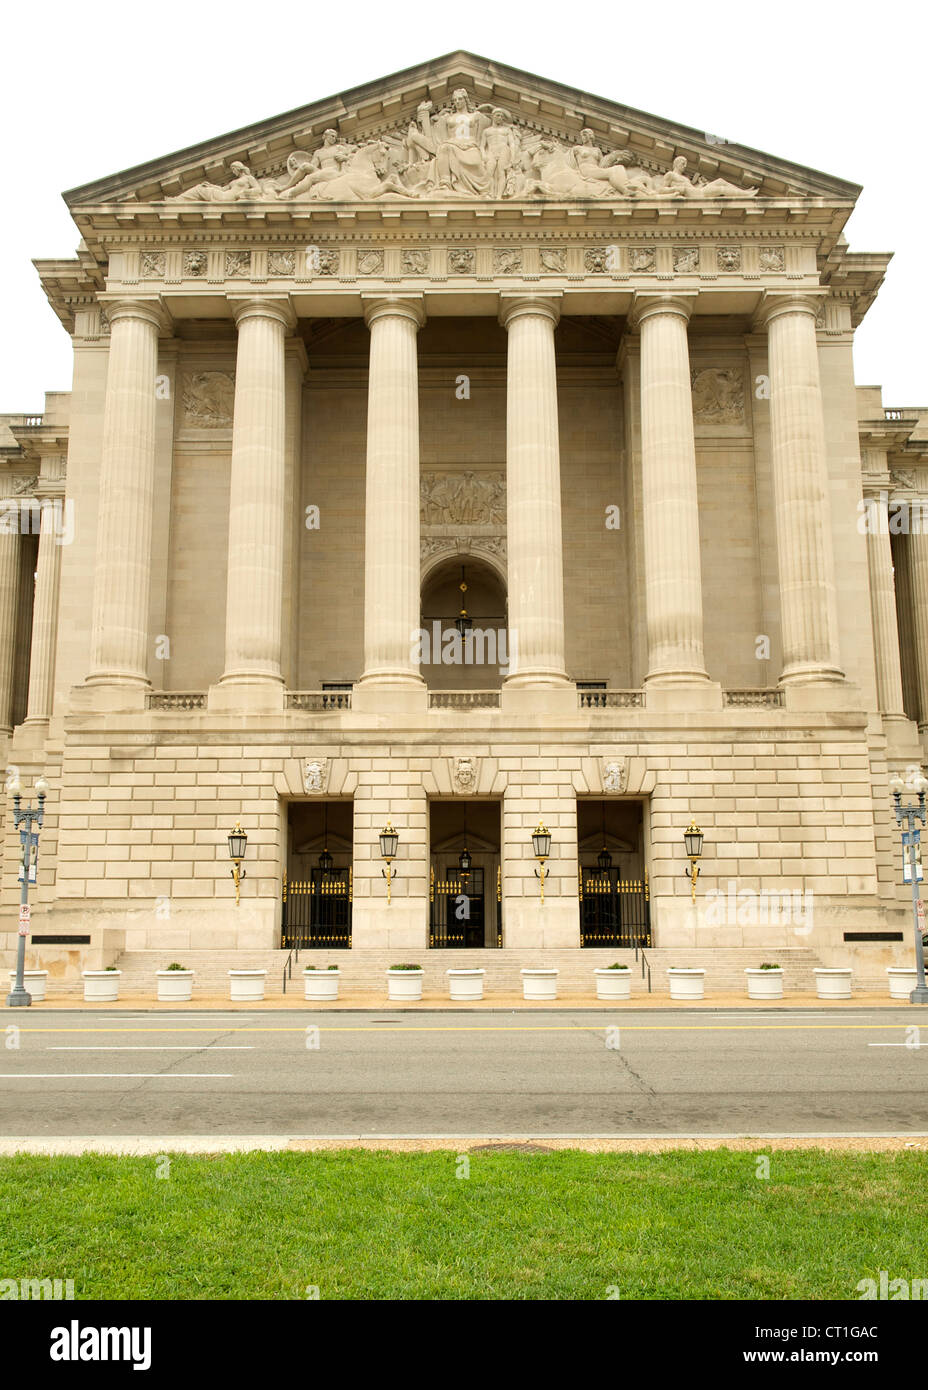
(12, 1024, 912, 1035)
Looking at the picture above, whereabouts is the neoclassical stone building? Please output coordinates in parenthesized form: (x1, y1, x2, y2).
(2, 51, 926, 982)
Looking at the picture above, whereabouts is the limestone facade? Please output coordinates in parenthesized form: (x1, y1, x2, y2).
(1, 52, 926, 978)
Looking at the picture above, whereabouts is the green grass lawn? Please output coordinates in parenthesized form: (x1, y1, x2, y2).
(1, 1149, 925, 1300)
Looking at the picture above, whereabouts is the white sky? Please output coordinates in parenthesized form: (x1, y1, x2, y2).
(3, 0, 926, 412)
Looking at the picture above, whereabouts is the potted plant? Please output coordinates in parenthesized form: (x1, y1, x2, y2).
(7, 970, 48, 1002)
(667, 967, 705, 1001)
(156, 962, 194, 1002)
(745, 962, 783, 1000)
(446, 968, 485, 1001)
(520, 968, 558, 1001)
(813, 967, 852, 1000)
(304, 964, 340, 1002)
(228, 968, 267, 1002)
(387, 964, 424, 1001)
(886, 966, 918, 1000)
(594, 963, 632, 1000)
(82, 965, 121, 1003)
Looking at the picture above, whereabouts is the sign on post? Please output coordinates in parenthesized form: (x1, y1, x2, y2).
(18, 904, 30, 937)
(903, 830, 924, 883)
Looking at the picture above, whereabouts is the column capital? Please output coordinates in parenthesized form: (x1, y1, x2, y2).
(98, 296, 171, 334)
(498, 293, 561, 330)
(228, 296, 297, 331)
(753, 290, 825, 330)
(629, 292, 696, 329)
(362, 295, 426, 330)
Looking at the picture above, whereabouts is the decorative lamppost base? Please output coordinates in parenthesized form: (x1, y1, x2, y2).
(909, 986, 928, 1005)
(6, 986, 32, 1008)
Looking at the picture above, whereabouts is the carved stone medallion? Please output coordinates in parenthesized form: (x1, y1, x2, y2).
(451, 756, 479, 794)
(602, 758, 628, 793)
(304, 759, 329, 794)
(182, 372, 235, 428)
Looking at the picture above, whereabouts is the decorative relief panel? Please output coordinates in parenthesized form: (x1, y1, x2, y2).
(494, 247, 522, 274)
(629, 247, 656, 272)
(601, 758, 629, 793)
(182, 371, 235, 428)
(583, 248, 608, 273)
(357, 248, 385, 275)
(183, 250, 208, 277)
(691, 368, 745, 425)
(451, 757, 479, 794)
(447, 248, 475, 274)
(717, 246, 742, 272)
(267, 250, 295, 276)
(540, 248, 566, 272)
(758, 246, 785, 272)
(401, 248, 429, 274)
(673, 246, 699, 273)
(421, 471, 506, 526)
(140, 251, 165, 278)
(224, 251, 251, 278)
(316, 249, 340, 276)
(303, 759, 329, 794)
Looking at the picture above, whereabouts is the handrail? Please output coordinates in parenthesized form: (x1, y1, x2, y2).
(282, 949, 293, 994)
(634, 943, 652, 993)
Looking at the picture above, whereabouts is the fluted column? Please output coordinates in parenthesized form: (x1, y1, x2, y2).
(86, 299, 164, 686)
(24, 498, 63, 725)
(219, 298, 295, 688)
(910, 528, 928, 732)
(0, 528, 21, 733)
(634, 294, 708, 684)
(864, 492, 906, 719)
(499, 295, 568, 685)
(757, 293, 843, 684)
(359, 297, 426, 686)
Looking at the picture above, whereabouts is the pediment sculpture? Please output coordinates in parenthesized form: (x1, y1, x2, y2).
(168, 91, 758, 205)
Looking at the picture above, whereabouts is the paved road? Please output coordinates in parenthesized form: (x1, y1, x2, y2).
(1, 1008, 926, 1137)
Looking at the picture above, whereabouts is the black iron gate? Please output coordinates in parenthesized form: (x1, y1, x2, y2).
(579, 866, 651, 947)
(281, 869, 352, 948)
(429, 865, 502, 948)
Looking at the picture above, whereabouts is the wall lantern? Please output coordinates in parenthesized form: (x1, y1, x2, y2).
(228, 822, 248, 905)
(458, 846, 473, 881)
(532, 821, 552, 902)
(318, 803, 334, 876)
(380, 820, 399, 904)
(597, 846, 613, 873)
(683, 821, 704, 902)
(455, 566, 472, 637)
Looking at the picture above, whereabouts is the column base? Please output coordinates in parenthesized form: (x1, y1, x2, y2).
(783, 680, 862, 714)
(13, 719, 50, 751)
(779, 661, 846, 685)
(72, 680, 150, 713)
(208, 680, 285, 715)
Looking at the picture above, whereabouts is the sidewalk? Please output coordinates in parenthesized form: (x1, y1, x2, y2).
(8, 990, 912, 1011)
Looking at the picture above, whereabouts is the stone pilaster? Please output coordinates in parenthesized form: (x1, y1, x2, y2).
(909, 528, 928, 735)
(24, 498, 63, 726)
(214, 297, 295, 708)
(756, 293, 843, 685)
(633, 293, 709, 685)
(0, 527, 21, 734)
(85, 299, 166, 695)
(357, 296, 426, 693)
(499, 294, 568, 687)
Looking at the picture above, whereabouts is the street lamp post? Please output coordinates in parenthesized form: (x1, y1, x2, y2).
(6, 775, 48, 1008)
(889, 768, 928, 1005)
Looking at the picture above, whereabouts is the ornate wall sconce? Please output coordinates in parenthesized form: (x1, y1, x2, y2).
(532, 821, 552, 903)
(683, 821, 704, 902)
(228, 823, 248, 905)
(380, 820, 399, 904)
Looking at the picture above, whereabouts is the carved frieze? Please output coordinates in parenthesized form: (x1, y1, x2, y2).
(494, 247, 522, 274)
(357, 249, 385, 275)
(224, 251, 251, 278)
(140, 251, 165, 278)
(629, 247, 655, 272)
(717, 246, 742, 272)
(183, 250, 208, 277)
(267, 250, 295, 276)
(421, 472, 506, 526)
(691, 368, 745, 425)
(673, 246, 699, 273)
(758, 246, 785, 272)
(182, 371, 235, 428)
(448, 248, 475, 274)
(540, 249, 566, 272)
(401, 248, 429, 275)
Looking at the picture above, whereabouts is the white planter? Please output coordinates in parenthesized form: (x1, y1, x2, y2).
(887, 967, 918, 1000)
(745, 968, 784, 1000)
(82, 970, 121, 1003)
(668, 968, 705, 1001)
(814, 968, 852, 1000)
(594, 968, 632, 1000)
(521, 968, 558, 1001)
(304, 969, 340, 1002)
(156, 970, 194, 1002)
(228, 969, 266, 1002)
(387, 969, 423, 1001)
(446, 968, 485, 1001)
(8, 970, 48, 1002)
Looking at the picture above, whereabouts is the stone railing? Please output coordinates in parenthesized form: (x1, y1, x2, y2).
(286, 691, 352, 711)
(429, 690, 501, 709)
(724, 688, 785, 708)
(579, 689, 645, 709)
(147, 691, 207, 710)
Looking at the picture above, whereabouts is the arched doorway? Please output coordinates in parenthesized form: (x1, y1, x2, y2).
(419, 555, 508, 690)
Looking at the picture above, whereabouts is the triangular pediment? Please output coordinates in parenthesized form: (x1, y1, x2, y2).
(65, 50, 860, 213)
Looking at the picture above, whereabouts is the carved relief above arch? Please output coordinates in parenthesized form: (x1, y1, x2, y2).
(420, 535, 507, 586)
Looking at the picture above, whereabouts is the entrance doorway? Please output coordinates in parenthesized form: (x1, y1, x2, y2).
(429, 800, 501, 947)
(283, 800, 353, 948)
(577, 799, 651, 948)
